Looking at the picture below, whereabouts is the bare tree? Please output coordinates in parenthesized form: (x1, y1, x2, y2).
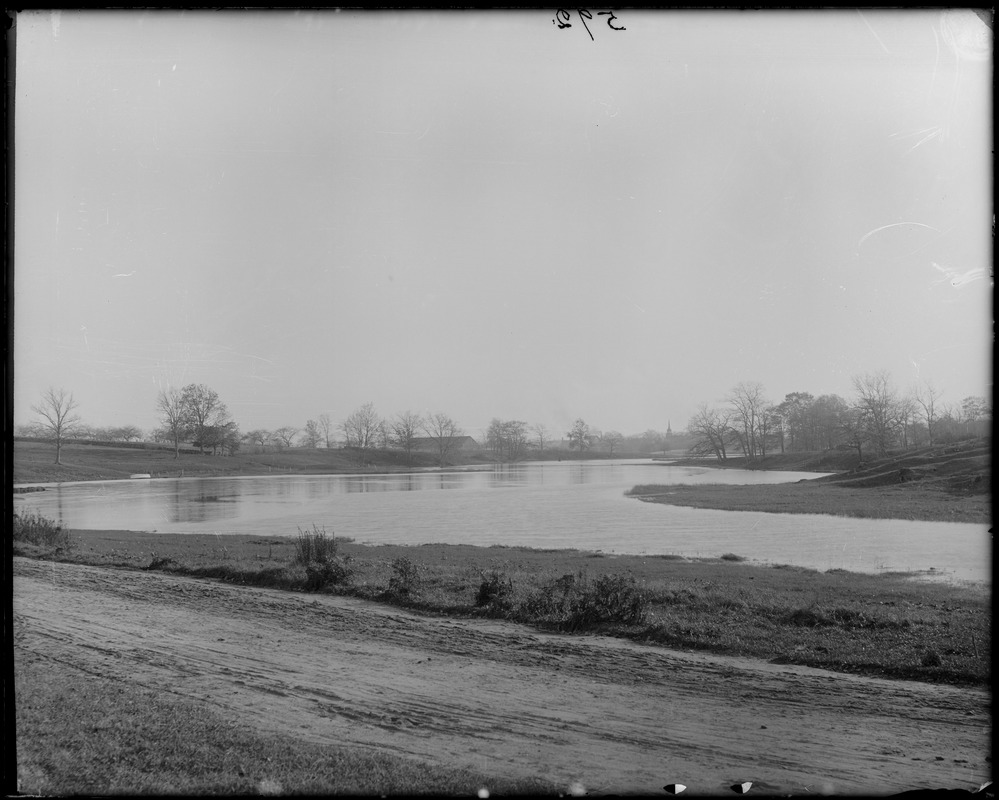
(727, 381, 768, 461)
(686, 404, 732, 462)
(180, 384, 233, 455)
(390, 411, 424, 465)
(601, 430, 624, 457)
(243, 429, 271, 453)
(486, 419, 529, 462)
(423, 412, 463, 467)
(897, 394, 919, 449)
(913, 380, 943, 446)
(302, 420, 322, 449)
(272, 426, 300, 449)
(340, 402, 382, 451)
(851, 370, 902, 456)
(32, 387, 83, 465)
(318, 413, 334, 449)
(838, 406, 870, 463)
(157, 387, 188, 458)
(532, 423, 551, 455)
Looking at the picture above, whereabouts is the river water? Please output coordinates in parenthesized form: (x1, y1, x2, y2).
(13, 460, 990, 582)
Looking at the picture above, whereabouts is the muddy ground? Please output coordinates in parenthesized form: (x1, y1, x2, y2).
(13, 558, 991, 795)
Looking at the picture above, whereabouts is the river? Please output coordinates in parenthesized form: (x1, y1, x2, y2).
(13, 460, 990, 582)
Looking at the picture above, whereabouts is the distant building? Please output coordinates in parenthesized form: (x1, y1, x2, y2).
(411, 436, 480, 453)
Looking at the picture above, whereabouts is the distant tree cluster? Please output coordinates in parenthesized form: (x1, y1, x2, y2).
(686, 372, 991, 463)
(242, 404, 468, 468)
(155, 384, 240, 458)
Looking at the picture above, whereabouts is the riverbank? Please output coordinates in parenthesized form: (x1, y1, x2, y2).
(16, 527, 991, 687)
(635, 439, 990, 524)
(628, 481, 990, 523)
(13, 439, 638, 486)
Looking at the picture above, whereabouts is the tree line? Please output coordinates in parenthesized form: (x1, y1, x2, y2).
(686, 371, 991, 463)
(23, 384, 686, 467)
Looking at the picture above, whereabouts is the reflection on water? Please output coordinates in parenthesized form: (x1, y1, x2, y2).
(13, 460, 989, 582)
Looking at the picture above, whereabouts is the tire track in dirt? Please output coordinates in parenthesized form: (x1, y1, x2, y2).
(13, 558, 991, 795)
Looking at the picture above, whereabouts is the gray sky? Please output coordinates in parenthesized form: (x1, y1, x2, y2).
(13, 9, 993, 440)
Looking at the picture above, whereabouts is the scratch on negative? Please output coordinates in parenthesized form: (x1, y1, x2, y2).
(857, 222, 939, 249)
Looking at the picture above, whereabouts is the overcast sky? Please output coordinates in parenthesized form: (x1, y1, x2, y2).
(13, 9, 993, 440)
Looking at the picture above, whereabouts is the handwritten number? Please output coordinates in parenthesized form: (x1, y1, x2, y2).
(555, 9, 625, 37)
(597, 10, 625, 31)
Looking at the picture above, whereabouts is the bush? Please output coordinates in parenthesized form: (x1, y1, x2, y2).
(294, 524, 340, 564)
(303, 559, 353, 591)
(294, 524, 353, 591)
(519, 572, 649, 631)
(569, 574, 649, 629)
(13, 511, 73, 551)
(475, 570, 513, 612)
(388, 557, 420, 597)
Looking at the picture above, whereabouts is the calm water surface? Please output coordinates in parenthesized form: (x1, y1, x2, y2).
(14, 460, 990, 582)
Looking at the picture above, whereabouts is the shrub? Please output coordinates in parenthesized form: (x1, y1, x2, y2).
(569, 574, 649, 629)
(475, 570, 513, 612)
(921, 649, 943, 667)
(303, 559, 353, 591)
(294, 524, 353, 591)
(388, 557, 420, 597)
(720, 553, 746, 562)
(13, 511, 73, 551)
(294, 524, 340, 564)
(520, 572, 650, 631)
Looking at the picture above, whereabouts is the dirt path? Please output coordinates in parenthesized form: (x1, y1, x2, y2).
(13, 558, 991, 795)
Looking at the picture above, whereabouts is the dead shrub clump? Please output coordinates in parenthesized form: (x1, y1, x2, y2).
(295, 524, 353, 591)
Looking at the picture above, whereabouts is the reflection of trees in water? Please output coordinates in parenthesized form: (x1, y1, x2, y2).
(488, 463, 533, 488)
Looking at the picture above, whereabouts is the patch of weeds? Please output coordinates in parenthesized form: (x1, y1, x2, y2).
(387, 557, 420, 598)
(13, 510, 74, 552)
(295, 524, 340, 564)
(520, 572, 650, 632)
(569, 574, 650, 629)
(295, 524, 353, 592)
(475, 570, 513, 613)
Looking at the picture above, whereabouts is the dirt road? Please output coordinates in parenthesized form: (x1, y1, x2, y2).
(13, 558, 991, 795)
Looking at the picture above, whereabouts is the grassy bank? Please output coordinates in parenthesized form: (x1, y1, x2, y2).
(17, 525, 991, 687)
(627, 481, 990, 523)
(13, 648, 554, 796)
(635, 440, 990, 523)
(12, 439, 448, 484)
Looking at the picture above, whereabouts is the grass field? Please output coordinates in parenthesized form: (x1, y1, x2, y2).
(18, 526, 991, 687)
